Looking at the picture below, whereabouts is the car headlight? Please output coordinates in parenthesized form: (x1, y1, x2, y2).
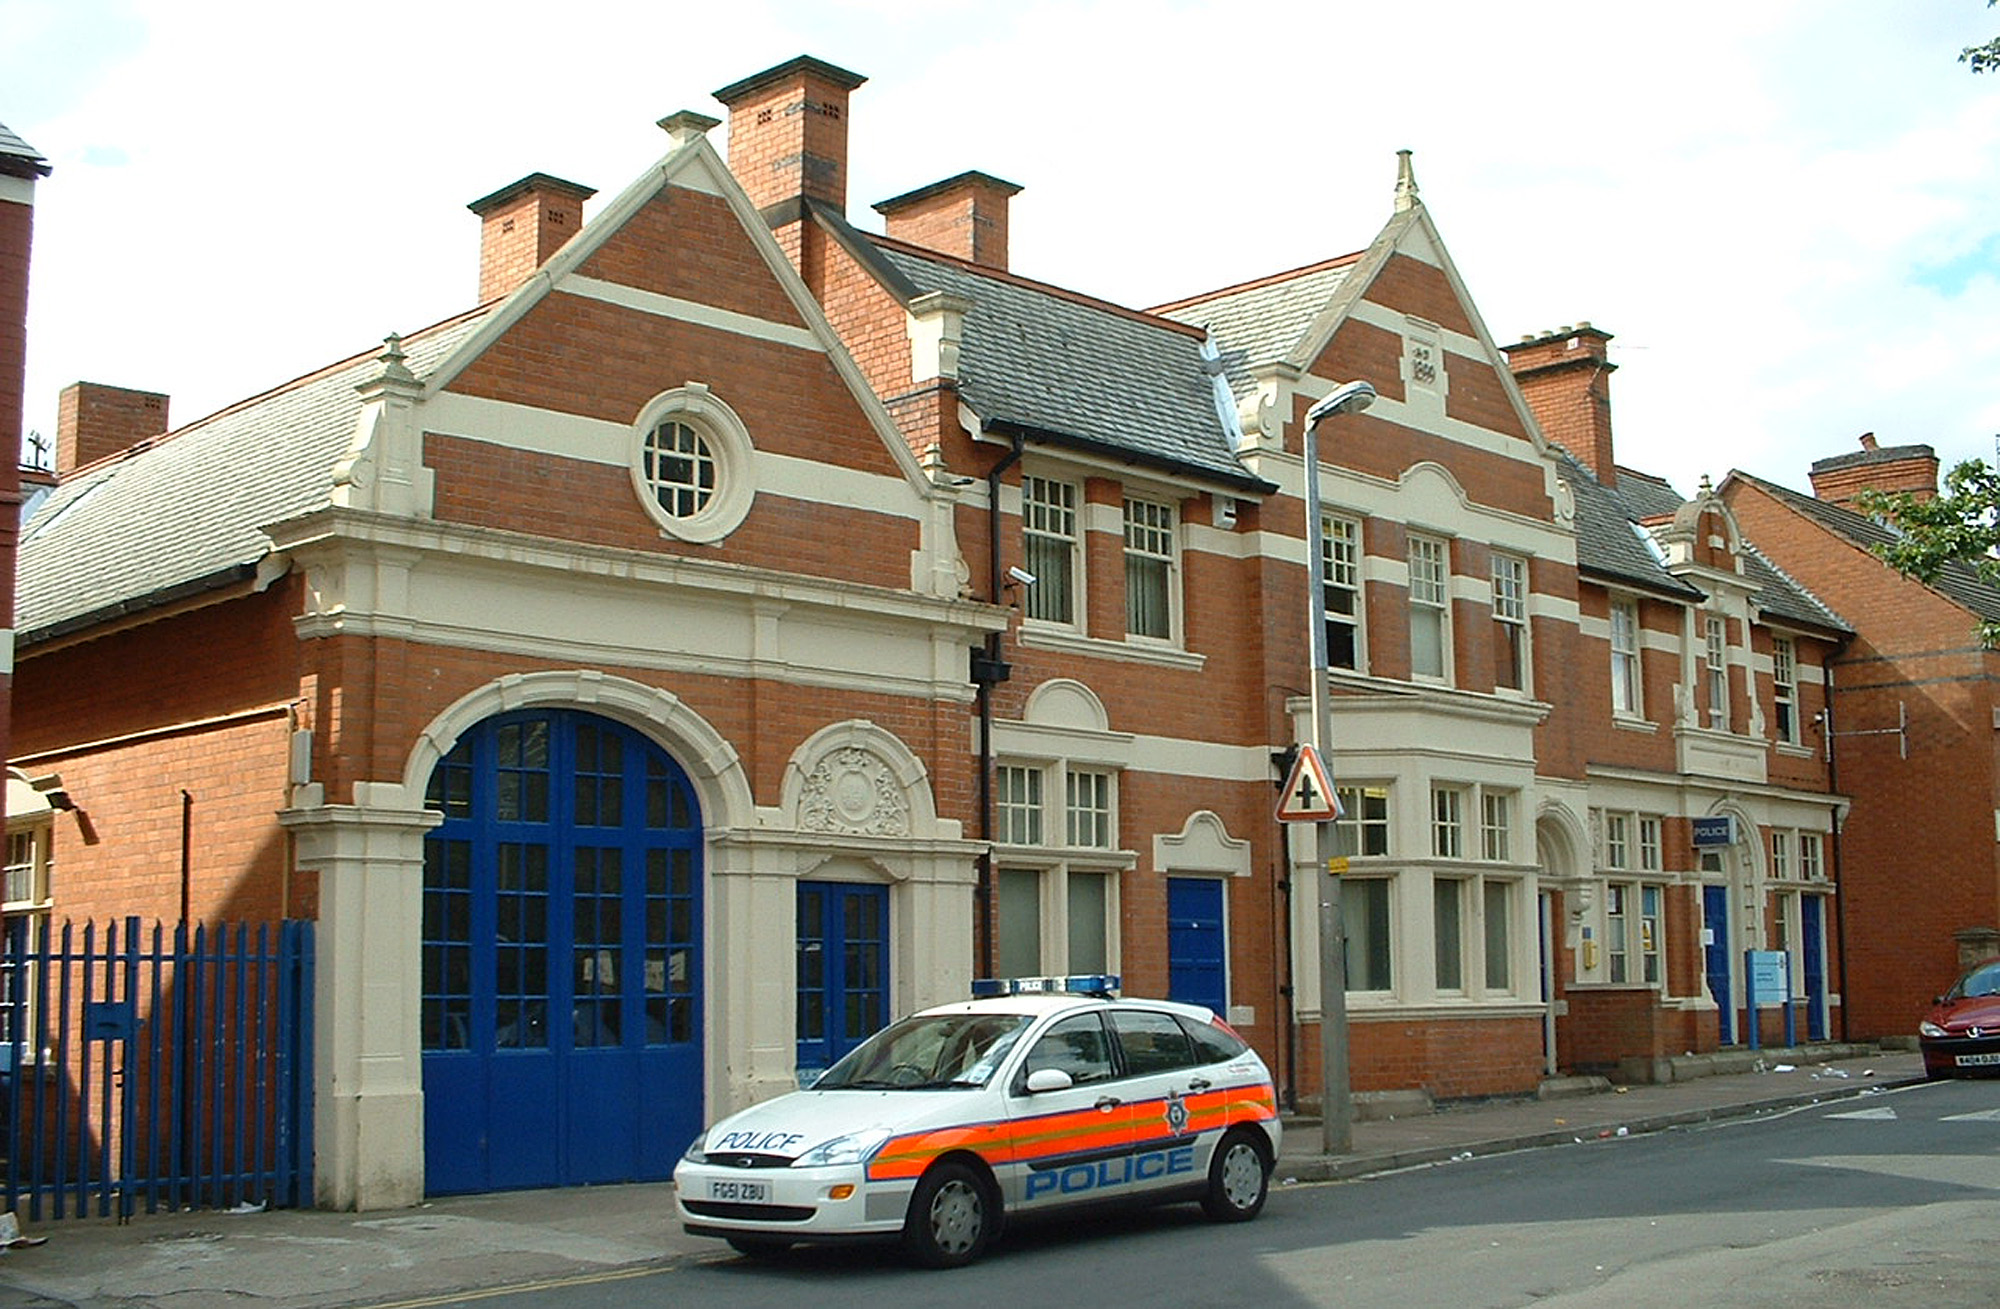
(682, 1134, 710, 1164)
(792, 1127, 894, 1168)
(1919, 1020, 1948, 1038)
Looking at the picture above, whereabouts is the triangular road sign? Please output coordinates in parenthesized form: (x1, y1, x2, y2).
(1276, 744, 1340, 823)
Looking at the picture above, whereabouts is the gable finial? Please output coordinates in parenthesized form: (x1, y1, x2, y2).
(1394, 149, 1420, 213)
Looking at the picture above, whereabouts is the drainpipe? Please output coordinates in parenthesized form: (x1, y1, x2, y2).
(971, 431, 1025, 980)
(1822, 654, 1849, 1041)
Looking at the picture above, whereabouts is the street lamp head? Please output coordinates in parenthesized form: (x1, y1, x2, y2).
(1304, 380, 1377, 426)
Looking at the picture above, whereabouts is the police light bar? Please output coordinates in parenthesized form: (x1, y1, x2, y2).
(971, 974, 1122, 998)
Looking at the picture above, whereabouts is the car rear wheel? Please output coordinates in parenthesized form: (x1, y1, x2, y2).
(902, 1160, 993, 1268)
(1201, 1127, 1269, 1222)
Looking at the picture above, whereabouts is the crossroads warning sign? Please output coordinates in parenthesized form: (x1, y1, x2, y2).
(1275, 744, 1340, 823)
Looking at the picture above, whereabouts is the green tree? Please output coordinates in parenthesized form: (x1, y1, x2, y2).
(1859, 460, 2000, 645)
(1968, 1, 2000, 73)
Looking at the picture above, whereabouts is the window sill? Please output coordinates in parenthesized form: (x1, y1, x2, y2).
(1612, 714, 1658, 735)
(1017, 626, 1206, 672)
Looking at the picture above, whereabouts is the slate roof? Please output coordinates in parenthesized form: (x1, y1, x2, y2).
(0, 120, 51, 178)
(1556, 454, 1699, 600)
(851, 229, 1270, 492)
(1561, 459, 1846, 632)
(17, 312, 492, 643)
(1152, 259, 1358, 403)
(1730, 470, 2000, 624)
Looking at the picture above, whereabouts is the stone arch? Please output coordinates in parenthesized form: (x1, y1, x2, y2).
(401, 669, 756, 828)
(780, 718, 941, 843)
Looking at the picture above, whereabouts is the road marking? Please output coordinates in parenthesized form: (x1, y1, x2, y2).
(1782, 1154, 2000, 1191)
(1943, 1108, 2000, 1122)
(1822, 1106, 1897, 1120)
(362, 1263, 677, 1308)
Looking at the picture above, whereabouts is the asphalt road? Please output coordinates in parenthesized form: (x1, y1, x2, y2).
(450, 1076, 1999, 1309)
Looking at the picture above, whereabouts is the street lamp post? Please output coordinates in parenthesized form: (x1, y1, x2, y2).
(1301, 379, 1376, 1155)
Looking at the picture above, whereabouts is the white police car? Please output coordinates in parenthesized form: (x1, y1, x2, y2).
(674, 976, 1281, 1267)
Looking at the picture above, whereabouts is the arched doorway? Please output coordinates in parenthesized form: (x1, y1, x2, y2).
(418, 708, 702, 1194)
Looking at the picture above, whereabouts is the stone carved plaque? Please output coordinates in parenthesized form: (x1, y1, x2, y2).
(800, 746, 910, 836)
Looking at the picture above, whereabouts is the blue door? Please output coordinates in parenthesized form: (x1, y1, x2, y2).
(796, 882, 888, 1082)
(1703, 886, 1733, 1045)
(420, 710, 702, 1194)
(1167, 877, 1227, 1014)
(1802, 896, 1827, 1040)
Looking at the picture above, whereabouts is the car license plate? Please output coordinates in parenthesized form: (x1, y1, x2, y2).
(710, 1178, 770, 1203)
(1955, 1052, 2000, 1067)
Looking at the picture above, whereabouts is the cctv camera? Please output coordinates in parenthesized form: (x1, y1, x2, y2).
(1007, 566, 1037, 586)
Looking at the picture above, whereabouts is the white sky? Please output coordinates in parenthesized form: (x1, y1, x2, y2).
(6, 0, 1999, 497)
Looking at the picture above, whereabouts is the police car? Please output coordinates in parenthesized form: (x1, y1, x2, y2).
(673, 976, 1281, 1267)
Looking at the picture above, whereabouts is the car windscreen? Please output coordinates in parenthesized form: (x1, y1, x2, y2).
(1950, 962, 2000, 1000)
(813, 1012, 1033, 1090)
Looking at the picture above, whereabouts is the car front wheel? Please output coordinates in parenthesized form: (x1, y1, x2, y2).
(1201, 1127, 1270, 1222)
(902, 1160, 994, 1268)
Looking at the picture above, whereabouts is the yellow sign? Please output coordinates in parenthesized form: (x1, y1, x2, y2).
(1326, 856, 1349, 875)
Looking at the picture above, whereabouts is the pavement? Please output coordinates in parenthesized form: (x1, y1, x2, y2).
(0, 1045, 1926, 1308)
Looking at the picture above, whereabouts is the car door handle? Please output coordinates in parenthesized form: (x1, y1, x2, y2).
(1188, 1078, 1211, 1092)
(1095, 1096, 1122, 1112)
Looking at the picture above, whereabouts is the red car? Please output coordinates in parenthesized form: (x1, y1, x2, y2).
(1920, 958, 2000, 1078)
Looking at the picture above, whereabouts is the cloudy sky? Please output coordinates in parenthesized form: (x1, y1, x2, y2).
(6, 1, 1998, 497)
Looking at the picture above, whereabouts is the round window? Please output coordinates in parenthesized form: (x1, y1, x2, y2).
(642, 419, 718, 518)
(628, 384, 753, 543)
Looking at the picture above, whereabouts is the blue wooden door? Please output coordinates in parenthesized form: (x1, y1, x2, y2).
(1167, 877, 1227, 1014)
(1802, 896, 1827, 1040)
(795, 882, 888, 1082)
(1703, 886, 1733, 1045)
(420, 711, 702, 1194)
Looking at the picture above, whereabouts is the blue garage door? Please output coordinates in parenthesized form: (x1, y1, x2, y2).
(1167, 877, 1227, 1014)
(420, 710, 702, 1195)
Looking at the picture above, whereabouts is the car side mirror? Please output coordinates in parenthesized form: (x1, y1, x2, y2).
(1025, 1067, 1074, 1094)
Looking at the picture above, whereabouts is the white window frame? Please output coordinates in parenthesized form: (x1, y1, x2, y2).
(1610, 598, 1642, 717)
(1434, 876, 1467, 993)
(3, 819, 54, 1065)
(1771, 829, 1793, 880)
(1122, 497, 1177, 642)
(1065, 769, 1113, 849)
(1431, 786, 1464, 859)
(1323, 514, 1365, 672)
(1603, 878, 1665, 987)
(1706, 615, 1729, 730)
(1409, 534, 1452, 682)
(1772, 637, 1799, 745)
(1332, 784, 1391, 858)
(1491, 551, 1530, 694)
(1799, 832, 1824, 881)
(1480, 791, 1512, 862)
(1022, 475, 1080, 627)
(1343, 875, 1395, 993)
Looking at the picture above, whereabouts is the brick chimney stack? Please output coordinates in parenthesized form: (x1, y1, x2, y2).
(1503, 323, 1617, 486)
(1807, 434, 1939, 510)
(467, 173, 596, 305)
(57, 381, 168, 474)
(713, 56, 868, 218)
(874, 171, 1023, 270)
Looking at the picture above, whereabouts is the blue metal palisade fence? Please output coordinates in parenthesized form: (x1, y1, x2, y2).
(0, 916, 314, 1221)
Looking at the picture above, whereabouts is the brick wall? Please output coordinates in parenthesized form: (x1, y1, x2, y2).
(1722, 476, 2000, 1036)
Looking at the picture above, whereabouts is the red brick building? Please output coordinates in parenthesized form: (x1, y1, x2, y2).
(11, 56, 1863, 1207)
(2, 123, 54, 955)
(1722, 441, 2000, 1037)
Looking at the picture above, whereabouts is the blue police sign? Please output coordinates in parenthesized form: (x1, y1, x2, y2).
(1691, 815, 1736, 847)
